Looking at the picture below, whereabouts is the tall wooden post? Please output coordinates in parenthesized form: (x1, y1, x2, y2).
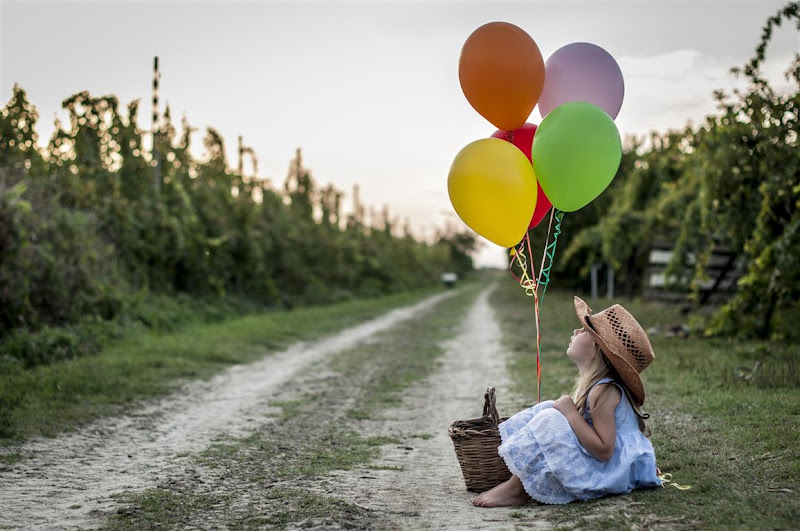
(238, 135, 244, 175)
(352, 184, 362, 224)
(152, 56, 161, 193)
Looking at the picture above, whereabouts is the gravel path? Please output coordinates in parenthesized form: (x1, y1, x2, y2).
(312, 285, 552, 530)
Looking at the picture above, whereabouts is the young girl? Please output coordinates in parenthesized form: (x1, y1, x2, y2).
(472, 296, 662, 507)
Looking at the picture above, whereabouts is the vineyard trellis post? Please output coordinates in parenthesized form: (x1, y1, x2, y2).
(152, 56, 161, 193)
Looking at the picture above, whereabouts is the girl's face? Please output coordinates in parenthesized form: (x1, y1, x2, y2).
(567, 327, 596, 366)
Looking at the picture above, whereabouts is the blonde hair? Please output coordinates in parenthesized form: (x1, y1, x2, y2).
(570, 342, 652, 437)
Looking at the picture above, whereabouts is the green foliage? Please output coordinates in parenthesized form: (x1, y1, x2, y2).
(0, 292, 261, 368)
(559, 3, 800, 338)
(0, 357, 25, 438)
(0, 84, 475, 367)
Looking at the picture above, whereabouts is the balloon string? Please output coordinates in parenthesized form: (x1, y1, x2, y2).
(537, 209, 565, 304)
(525, 232, 542, 404)
(509, 233, 542, 404)
(537, 208, 555, 285)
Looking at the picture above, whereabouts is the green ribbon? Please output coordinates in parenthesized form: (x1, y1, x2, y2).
(536, 209, 564, 304)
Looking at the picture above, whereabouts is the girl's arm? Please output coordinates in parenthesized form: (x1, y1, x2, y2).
(553, 385, 620, 462)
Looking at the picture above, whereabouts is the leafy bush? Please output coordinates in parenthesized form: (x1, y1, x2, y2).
(557, 3, 800, 338)
(0, 81, 475, 367)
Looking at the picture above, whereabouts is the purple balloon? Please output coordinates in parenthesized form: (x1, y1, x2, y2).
(538, 42, 624, 119)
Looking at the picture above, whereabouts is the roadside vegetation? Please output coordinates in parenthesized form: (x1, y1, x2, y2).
(0, 286, 450, 445)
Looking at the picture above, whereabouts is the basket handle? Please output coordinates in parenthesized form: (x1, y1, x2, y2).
(482, 387, 500, 427)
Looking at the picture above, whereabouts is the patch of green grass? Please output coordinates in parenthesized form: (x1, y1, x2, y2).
(0, 451, 25, 465)
(366, 435, 400, 446)
(0, 287, 445, 445)
(232, 488, 367, 529)
(105, 488, 231, 530)
(267, 398, 314, 415)
(490, 282, 800, 529)
(368, 464, 405, 471)
(346, 408, 371, 420)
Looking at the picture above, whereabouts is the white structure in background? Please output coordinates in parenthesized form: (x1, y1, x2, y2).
(645, 242, 741, 304)
(441, 272, 458, 289)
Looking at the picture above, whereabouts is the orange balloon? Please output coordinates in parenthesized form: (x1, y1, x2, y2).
(459, 22, 545, 132)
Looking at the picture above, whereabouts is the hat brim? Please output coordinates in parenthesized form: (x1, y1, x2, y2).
(574, 297, 646, 406)
(574, 296, 592, 321)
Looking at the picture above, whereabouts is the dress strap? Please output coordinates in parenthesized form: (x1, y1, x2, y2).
(585, 377, 623, 412)
(589, 377, 616, 391)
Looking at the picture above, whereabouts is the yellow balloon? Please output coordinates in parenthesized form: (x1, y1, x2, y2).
(448, 138, 537, 247)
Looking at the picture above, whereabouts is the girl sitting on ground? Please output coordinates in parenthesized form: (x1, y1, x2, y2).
(473, 296, 662, 507)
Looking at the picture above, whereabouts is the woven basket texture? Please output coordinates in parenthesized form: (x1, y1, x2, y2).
(448, 387, 511, 492)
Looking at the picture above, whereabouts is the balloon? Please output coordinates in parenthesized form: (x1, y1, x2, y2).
(448, 138, 537, 247)
(528, 185, 553, 229)
(491, 123, 536, 160)
(491, 124, 553, 228)
(538, 42, 625, 119)
(459, 22, 545, 131)
(532, 102, 621, 212)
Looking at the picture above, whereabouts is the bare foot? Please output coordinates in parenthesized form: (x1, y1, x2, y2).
(471, 475, 531, 507)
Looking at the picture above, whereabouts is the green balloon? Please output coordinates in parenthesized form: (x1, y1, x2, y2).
(532, 102, 622, 212)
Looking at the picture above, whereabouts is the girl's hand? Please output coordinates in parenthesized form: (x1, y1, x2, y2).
(553, 395, 577, 417)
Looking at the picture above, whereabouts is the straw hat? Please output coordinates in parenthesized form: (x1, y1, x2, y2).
(574, 296, 654, 406)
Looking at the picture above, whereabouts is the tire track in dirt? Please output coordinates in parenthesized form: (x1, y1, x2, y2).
(0, 291, 455, 531)
(312, 284, 552, 530)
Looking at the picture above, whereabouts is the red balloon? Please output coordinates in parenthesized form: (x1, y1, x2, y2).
(528, 184, 552, 228)
(491, 123, 552, 228)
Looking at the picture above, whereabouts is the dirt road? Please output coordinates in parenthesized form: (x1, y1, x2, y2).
(312, 285, 551, 530)
(0, 286, 553, 530)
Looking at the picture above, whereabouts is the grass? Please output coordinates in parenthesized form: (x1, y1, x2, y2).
(0, 292, 265, 370)
(108, 489, 232, 530)
(0, 286, 447, 448)
(368, 464, 405, 471)
(228, 488, 367, 529)
(103, 283, 483, 529)
(489, 280, 800, 529)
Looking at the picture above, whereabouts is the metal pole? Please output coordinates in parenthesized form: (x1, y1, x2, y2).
(591, 263, 599, 300)
(607, 264, 614, 299)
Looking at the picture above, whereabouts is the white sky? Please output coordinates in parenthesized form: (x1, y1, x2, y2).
(1, 0, 798, 267)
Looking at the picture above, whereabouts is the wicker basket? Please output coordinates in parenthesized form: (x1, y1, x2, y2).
(448, 387, 512, 492)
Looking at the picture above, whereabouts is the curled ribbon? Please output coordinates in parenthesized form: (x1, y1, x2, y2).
(509, 240, 536, 295)
(509, 234, 542, 403)
(536, 209, 564, 304)
(658, 473, 692, 490)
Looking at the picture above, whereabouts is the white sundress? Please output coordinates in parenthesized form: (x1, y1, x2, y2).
(497, 377, 662, 504)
